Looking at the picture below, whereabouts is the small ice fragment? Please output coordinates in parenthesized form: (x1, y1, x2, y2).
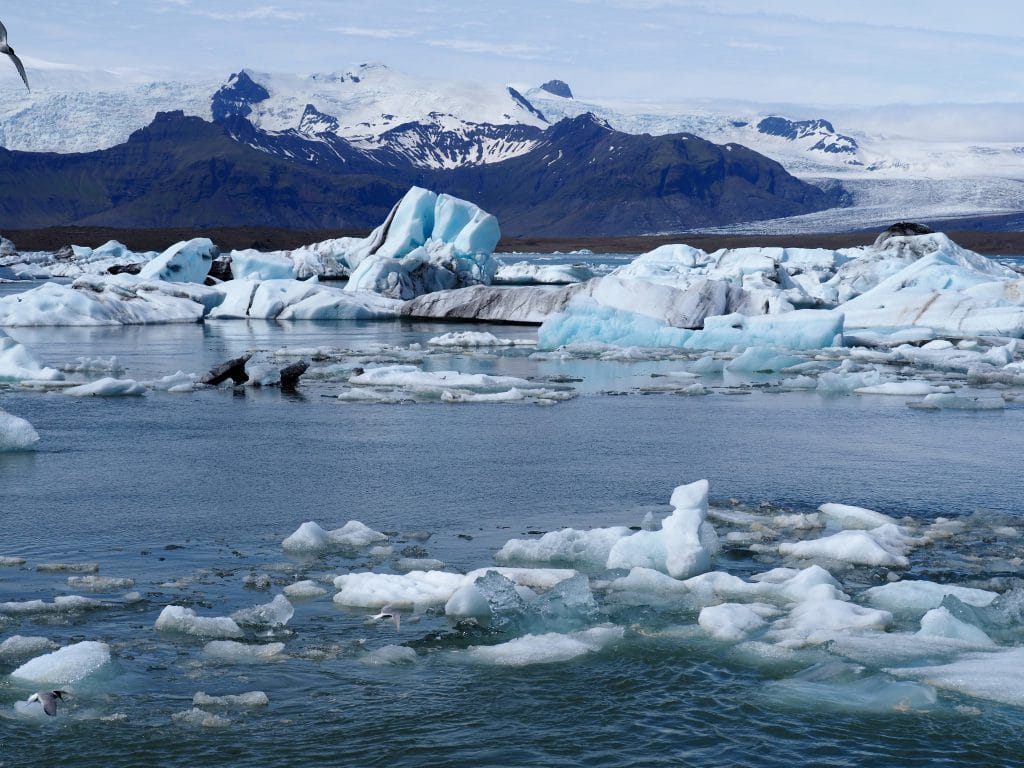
(231, 594, 294, 628)
(192, 691, 270, 708)
(203, 641, 286, 663)
(154, 605, 243, 638)
(172, 708, 232, 728)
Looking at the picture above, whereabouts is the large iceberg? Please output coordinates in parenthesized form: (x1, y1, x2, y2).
(297, 187, 501, 299)
(535, 231, 1024, 352)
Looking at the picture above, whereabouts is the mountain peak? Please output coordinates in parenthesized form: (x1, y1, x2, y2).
(540, 79, 573, 99)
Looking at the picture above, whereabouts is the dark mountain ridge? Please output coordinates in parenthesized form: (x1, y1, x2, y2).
(0, 107, 847, 236)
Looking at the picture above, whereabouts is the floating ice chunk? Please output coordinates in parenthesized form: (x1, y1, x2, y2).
(334, 567, 576, 610)
(917, 607, 995, 646)
(193, 691, 269, 708)
(817, 503, 896, 530)
(154, 605, 243, 638)
(778, 524, 916, 568)
(698, 602, 771, 642)
(145, 371, 197, 393)
(0, 330, 63, 381)
(770, 597, 892, 647)
(446, 570, 532, 624)
(493, 262, 595, 285)
(0, 555, 26, 566)
(0, 595, 102, 616)
(282, 520, 387, 554)
(67, 575, 135, 592)
(0, 277, 218, 326)
(426, 331, 528, 347)
(172, 708, 232, 728)
(0, 635, 58, 661)
(605, 480, 717, 579)
(36, 561, 100, 573)
(10, 640, 112, 684)
(862, 580, 997, 616)
(853, 381, 950, 396)
(0, 408, 40, 451)
(768, 662, 937, 713)
(231, 594, 294, 628)
(724, 348, 806, 374)
(335, 570, 468, 609)
(64, 377, 146, 397)
(138, 238, 218, 283)
(203, 641, 286, 663)
(495, 526, 631, 568)
(229, 249, 296, 280)
(890, 647, 1024, 706)
(360, 645, 418, 666)
(908, 393, 1006, 411)
(283, 580, 328, 599)
(461, 626, 623, 667)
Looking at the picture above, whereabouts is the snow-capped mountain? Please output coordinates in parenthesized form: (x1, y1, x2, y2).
(0, 62, 1022, 234)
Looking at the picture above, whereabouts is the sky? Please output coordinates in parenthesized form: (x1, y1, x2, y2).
(2, 1, 1023, 106)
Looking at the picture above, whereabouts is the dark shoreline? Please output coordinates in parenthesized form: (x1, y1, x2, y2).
(5, 226, 1024, 255)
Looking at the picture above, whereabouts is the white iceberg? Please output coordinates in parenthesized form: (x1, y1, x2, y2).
(10, 640, 112, 685)
(281, 520, 387, 554)
(0, 329, 63, 381)
(64, 377, 147, 397)
(460, 626, 623, 667)
(203, 641, 286, 663)
(0, 407, 40, 451)
(138, 237, 218, 283)
(154, 605, 243, 638)
(231, 594, 294, 628)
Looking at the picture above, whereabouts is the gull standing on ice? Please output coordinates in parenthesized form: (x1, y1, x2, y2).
(0, 19, 30, 91)
(27, 690, 67, 716)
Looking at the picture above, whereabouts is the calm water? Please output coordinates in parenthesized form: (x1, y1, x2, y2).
(2, 269, 1024, 767)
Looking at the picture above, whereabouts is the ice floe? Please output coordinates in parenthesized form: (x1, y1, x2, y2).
(10, 640, 112, 685)
(0, 407, 40, 450)
(459, 626, 624, 667)
(282, 520, 387, 554)
(203, 640, 286, 663)
(154, 605, 244, 638)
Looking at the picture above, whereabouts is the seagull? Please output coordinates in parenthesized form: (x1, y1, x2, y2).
(367, 605, 401, 631)
(0, 19, 30, 92)
(27, 690, 67, 716)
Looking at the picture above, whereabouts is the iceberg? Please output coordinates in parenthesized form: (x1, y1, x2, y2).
(10, 640, 112, 685)
(203, 640, 286, 663)
(460, 626, 623, 667)
(231, 594, 294, 628)
(300, 187, 501, 299)
(154, 605, 244, 638)
(281, 520, 387, 554)
(138, 237, 218, 283)
(0, 407, 40, 451)
(0, 329, 63, 381)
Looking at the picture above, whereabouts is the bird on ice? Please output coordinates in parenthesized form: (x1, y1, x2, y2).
(27, 690, 67, 716)
(0, 19, 30, 91)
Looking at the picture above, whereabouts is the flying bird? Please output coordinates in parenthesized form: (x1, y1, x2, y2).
(27, 690, 67, 716)
(0, 19, 30, 91)
(368, 606, 399, 630)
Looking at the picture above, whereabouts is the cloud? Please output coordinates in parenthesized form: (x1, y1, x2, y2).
(332, 26, 418, 41)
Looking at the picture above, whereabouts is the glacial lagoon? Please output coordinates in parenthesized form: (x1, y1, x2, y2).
(3, 254, 1024, 766)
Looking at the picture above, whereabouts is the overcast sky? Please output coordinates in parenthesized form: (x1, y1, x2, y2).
(3, 1, 1022, 106)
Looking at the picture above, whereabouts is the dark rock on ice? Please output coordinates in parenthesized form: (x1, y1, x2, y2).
(278, 360, 309, 391)
(201, 352, 253, 386)
(874, 222, 935, 246)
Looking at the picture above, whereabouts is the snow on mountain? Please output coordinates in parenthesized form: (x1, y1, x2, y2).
(1, 62, 1023, 233)
(214, 64, 549, 169)
(0, 66, 218, 153)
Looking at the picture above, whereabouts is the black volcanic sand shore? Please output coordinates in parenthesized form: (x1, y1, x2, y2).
(5, 226, 1024, 255)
